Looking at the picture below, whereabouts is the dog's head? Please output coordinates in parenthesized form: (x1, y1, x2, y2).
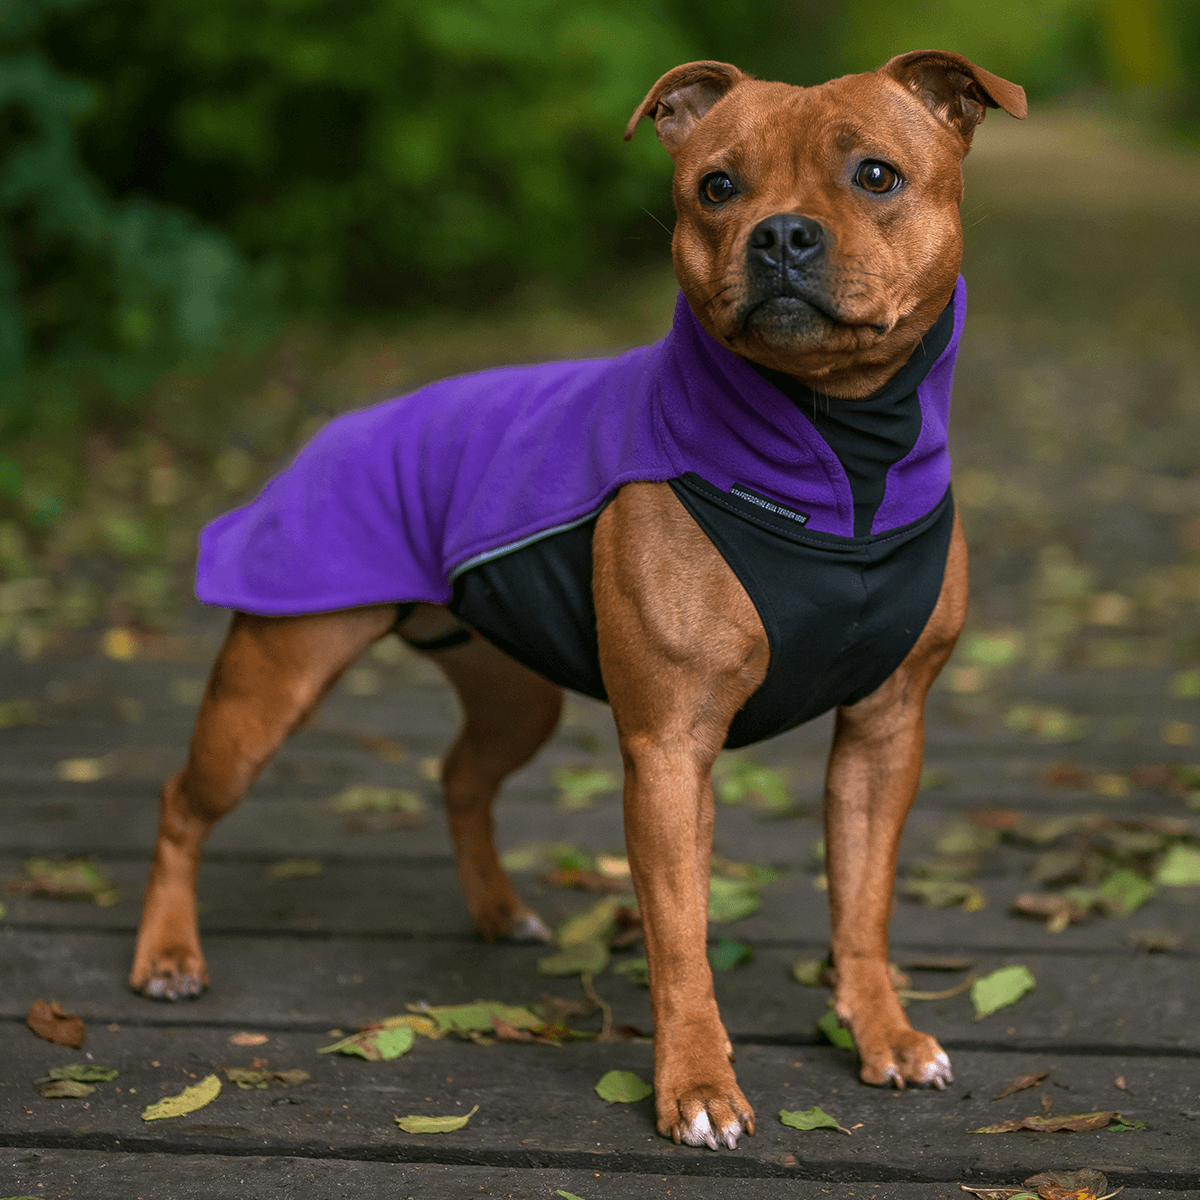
(627, 52, 1025, 396)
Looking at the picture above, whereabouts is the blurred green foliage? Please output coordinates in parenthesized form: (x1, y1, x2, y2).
(0, 0, 1197, 452)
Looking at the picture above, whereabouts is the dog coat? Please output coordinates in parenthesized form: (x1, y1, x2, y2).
(198, 279, 964, 747)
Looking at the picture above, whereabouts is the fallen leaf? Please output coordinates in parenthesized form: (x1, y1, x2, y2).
(229, 1031, 269, 1046)
(594, 1070, 653, 1103)
(1040, 1093, 1054, 1115)
(374, 1014, 441, 1039)
(1106, 1118, 1146, 1131)
(969, 1110, 1121, 1134)
(993, 1069, 1050, 1100)
(558, 896, 622, 946)
(267, 858, 323, 879)
(552, 766, 619, 812)
(329, 784, 422, 813)
(779, 1105, 851, 1134)
(39, 1064, 117, 1083)
(539, 867, 625, 894)
(538, 941, 609, 975)
(1043, 761, 1094, 789)
(395, 1104, 478, 1133)
(792, 958, 831, 987)
(958, 1188, 1039, 1200)
(710, 935, 753, 970)
(348, 733, 409, 762)
(1005, 704, 1086, 741)
(816, 1008, 855, 1051)
(1011, 892, 1092, 934)
(903, 877, 987, 910)
(707, 875, 760, 921)
(1024, 1167, 1122, 1200)
(1096, 870, 1155, 916)
(141, 1074, 222, 1121)
(411, 1002, 542, 1036)
(715, 759, 790, 809)
(935, 822, 1001, 856)
(1114, 1075, 1126, 1089)
(963, 630, 1024, 667)
(318, 1026, 414, 1060)
(102, 627, 138, 660)
(1130, 928, 1183, 952)
(38, 1078, 94, 1098)
(224, 1067, 310, 1089)
(56, 757, 109, 783)
(17, 858, 118, 905)
(26, 1000, 84, 1048)
(556, 1191, 587, 1200)
(898, 975, 976, 1002)
(614, 957, 649, 986)
(1156, 843, 1200, 886)
(0, 699, 38, 727)
(972, 965, 1036, 1019)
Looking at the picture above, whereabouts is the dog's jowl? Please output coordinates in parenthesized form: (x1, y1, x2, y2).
(131, 51, 1025, 1150)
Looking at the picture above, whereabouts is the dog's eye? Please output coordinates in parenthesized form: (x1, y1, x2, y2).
(854, 161, 900, 194)
(701, 173, 737, 204)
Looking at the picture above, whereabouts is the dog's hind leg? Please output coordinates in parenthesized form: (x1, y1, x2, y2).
(400, 605, 562, 943)
(824, 512, 968, 1088)
(131, 604, 399, 1000)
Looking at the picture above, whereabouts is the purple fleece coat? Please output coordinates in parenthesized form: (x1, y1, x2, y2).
(197, 279, 965, 614)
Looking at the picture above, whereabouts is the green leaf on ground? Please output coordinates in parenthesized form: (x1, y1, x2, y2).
(707, 876, 760, 921)
(330, 785, 424, 813)
(780, 1104, 851, 1134)
(317, 1026, 414, 1060)
(594, 1070, 653, 1103)
(791, 957, 829, 986)
(614, 957, 649, 986)
(816, 1009, 855, 1050)
(1107, 1117, 1147, 1131)
(21, 858, 118, 905)
(141, 1074, 221, 1121)
(395, 1104, 479, 1133)
(413, 1002, 542, 1036)
(556, 1191, 587, 1200)
(962, 630, 1024, 668)
(538, 941, 609, 975)
(1156, 843, 1200, 886)
(553, 767, 619, 812)
(1097, 869, 1156, 915)
(267, 858, 323, 879)
(710, 935, 753, 970)
(715, 759, 790, 809)
(557, 896, 622, 946)
(224, 1068, 310, 1089)
(903, 877, 987, 910)
(972, 965, 1035, 1019)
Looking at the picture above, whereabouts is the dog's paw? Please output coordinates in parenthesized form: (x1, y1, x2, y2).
(139, 970, 205, 1002)
(859, 1030, 952, 1090)
(502, 911, 554, 943)
(660, 1085, 755, 1150)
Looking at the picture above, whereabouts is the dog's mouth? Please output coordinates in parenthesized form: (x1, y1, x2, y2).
(733, 285, 843, 346)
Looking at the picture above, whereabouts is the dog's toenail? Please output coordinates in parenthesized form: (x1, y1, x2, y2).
(681, 1110, 718, 1149)
(721, 1121, 741, 1149)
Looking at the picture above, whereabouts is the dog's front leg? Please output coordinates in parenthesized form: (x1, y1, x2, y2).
(594, 483, 768, 1149)
(824, 514, 968, 1088)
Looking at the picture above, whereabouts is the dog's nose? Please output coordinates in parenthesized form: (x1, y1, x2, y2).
(748, 213, 826, 268)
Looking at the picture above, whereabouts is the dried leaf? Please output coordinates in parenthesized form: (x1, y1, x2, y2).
(267, 858, 323, 879)
(1011, 892, 1092, 933)
(229, 1031, 269, 1046)
(395, 1104, 479, 1133)
(41, 1064, 117, 1083)
(330, 784, 422, 813)
(779, 1105, 851, 1134)
(375, 1014, 441, 1039)
(1024, 1168, 1118, 1200)
(19, 858, 117, 905)
(224, 1067, 310, 1089)
(539, 867, 625, 894)
(710, 935, 753, 970)
(1130, 928, 1183, 952)
(594, 1070, 653, 1103)
(993, 1069, 1050, 1100)
(141, 1074, 222, 1121)
(318, 1026, 414, 1060)
(816, 1009, 855, 1051)
(26, 1000, 84, 1048)
(38, 1079, 94, 1098)
(972, 965, 1036, 1019)
(969, 1110, 1121, 1134)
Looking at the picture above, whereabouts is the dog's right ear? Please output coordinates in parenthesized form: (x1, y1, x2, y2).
(625, 61, 750, 157)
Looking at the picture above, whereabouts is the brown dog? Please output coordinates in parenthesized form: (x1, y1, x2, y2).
(131, 51, 1025, 1150)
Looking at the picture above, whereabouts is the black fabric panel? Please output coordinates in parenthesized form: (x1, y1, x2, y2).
(669, 478, 954, 748)
(450, 480, 954, 750)
(749, 298, 956, 535)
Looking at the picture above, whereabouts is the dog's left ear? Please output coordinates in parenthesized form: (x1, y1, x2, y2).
(625, 61, 752, 157)
(881, 50, 1027, 145)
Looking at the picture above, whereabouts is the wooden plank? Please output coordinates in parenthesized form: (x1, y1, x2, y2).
(0, 1025, 1194, 1185)
(0, 931, 1195, 1052)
